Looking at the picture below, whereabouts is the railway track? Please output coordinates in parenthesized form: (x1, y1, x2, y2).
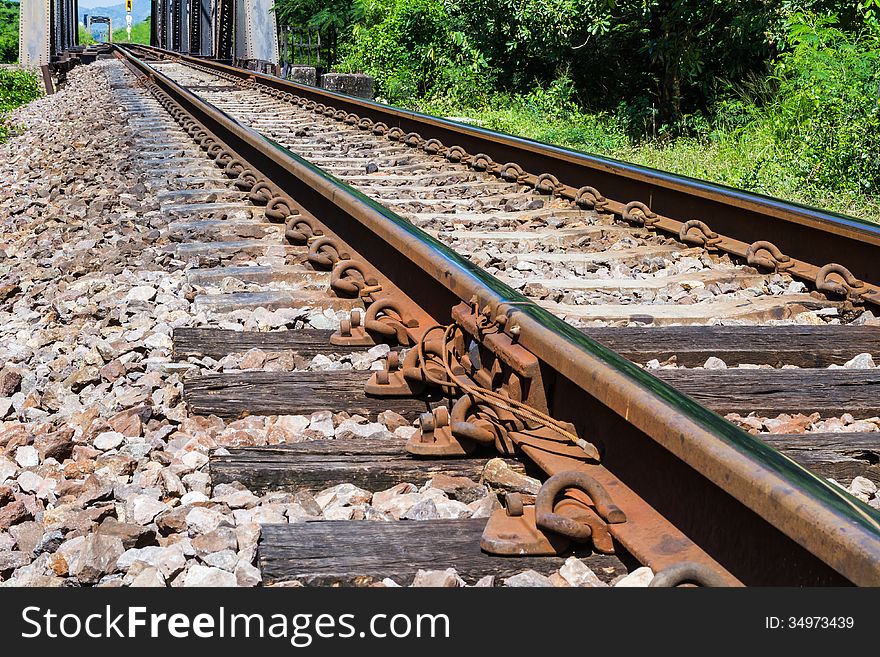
(114, 44, 880, 586)
(136, 56, 877, 325)
(2, 47, 878, 587)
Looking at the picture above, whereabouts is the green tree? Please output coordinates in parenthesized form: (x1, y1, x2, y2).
(340, 0, 488, 103)
(0, 0, 19, 62)
(766, 10, 880, 193)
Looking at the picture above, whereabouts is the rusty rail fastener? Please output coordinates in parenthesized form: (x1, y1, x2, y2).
(534, 173, 564, 195)
(450, 394, 498, 446)
(265, 196, 296, 223)
(286, 215, 321, 244)
(574, 186, 608, 211)
(363, 297, 417, 346)
(815, 263, 865, 300)
(745, 240, 793, 272)
(330, 259, 379, 298)
(679, 220, 722, 249)
(536, 471, 626, 541)
(648, 562, 729, 587)
(622, 200, 658, 228)
(307, 236, 349, 269)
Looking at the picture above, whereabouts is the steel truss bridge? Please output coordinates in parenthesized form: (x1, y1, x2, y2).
(18, 0, 278, 69)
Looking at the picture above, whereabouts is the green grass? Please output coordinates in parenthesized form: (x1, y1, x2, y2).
(414, 95, 880, 224)
(112, 19, 151, 44)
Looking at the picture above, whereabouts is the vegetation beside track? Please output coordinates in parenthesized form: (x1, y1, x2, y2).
(0, 0, 19, 62)
(0, 68, 41, 142)
(276, 0, 880, 222)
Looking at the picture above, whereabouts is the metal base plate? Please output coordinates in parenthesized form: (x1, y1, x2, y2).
(405, 432, 475, 456)
(479, 507, 571, 556)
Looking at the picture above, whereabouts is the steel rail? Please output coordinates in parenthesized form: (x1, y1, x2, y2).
(128, 44, 880, 310)
(116, 45, 880, 585)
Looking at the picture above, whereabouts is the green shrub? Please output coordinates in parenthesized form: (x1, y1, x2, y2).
(0, 69, 41, 143)
(338, 0, 488, 104)
(79, 25, 97, 46)
(0, 69, 41, 112)
(763, 12, 880, 195)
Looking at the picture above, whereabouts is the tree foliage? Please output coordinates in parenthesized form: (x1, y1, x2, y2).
(275, 0, 878, 129)
(339, 0, 488, 102)
(765, 10, 880, 193)
(0, 0, 19, 63)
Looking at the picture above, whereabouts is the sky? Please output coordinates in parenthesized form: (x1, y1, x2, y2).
(79, 0, 140, 9)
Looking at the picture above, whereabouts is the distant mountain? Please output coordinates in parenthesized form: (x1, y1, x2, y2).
(79, 2, 150, 29)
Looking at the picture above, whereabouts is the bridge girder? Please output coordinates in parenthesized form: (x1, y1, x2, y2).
(19, 0, 78, 66)
(20, 0, 277, 67)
